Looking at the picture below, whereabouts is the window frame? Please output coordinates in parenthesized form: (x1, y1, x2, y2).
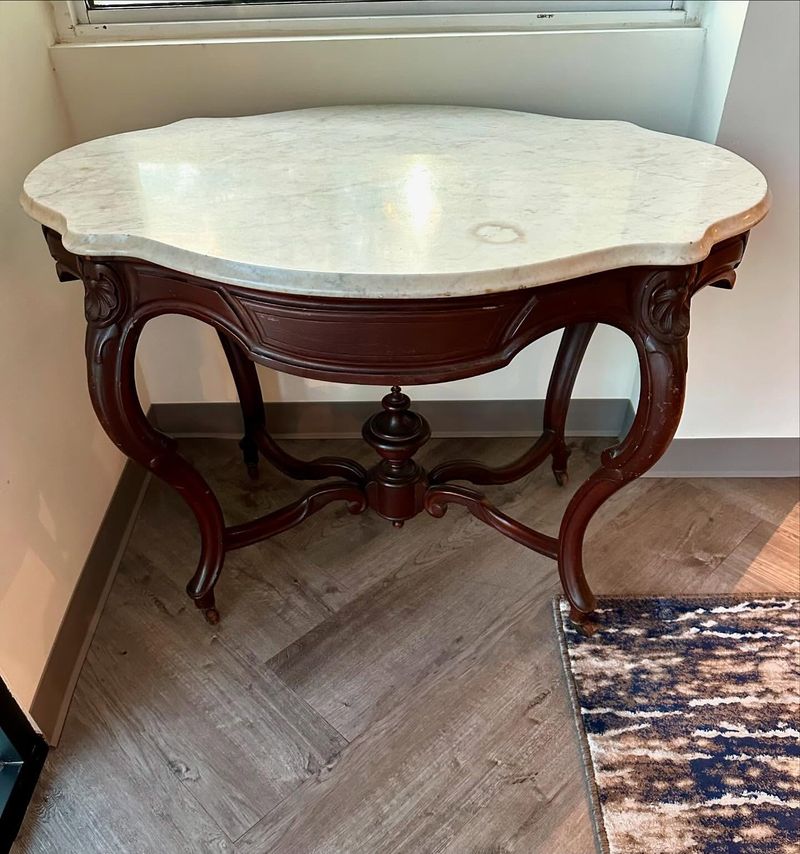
(53, 0, 690, 43)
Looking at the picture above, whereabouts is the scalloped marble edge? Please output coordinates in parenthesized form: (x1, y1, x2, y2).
(20, 114, 771, 300)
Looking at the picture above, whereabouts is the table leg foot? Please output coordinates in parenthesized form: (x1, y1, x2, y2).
(569, 605, 600, 636)
(193, 591, 221, 625)
(239, 435, 260, 480)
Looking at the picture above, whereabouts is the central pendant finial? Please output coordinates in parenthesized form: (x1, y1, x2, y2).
(361, 386, 431, 525)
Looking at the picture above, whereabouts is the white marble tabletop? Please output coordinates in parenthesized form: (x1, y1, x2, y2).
(21, 106, 769, 299)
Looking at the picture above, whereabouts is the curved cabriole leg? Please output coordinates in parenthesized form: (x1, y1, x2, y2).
(218, 330, 263, 479)
(428, 322, 596, 487)
(544, 322, 597, 486)
(217, 330, 367, 485)
(559, 283, 690, 634)
(83, 265, 226, 624)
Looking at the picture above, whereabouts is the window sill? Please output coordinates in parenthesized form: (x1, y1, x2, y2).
(52, 9, 691, 45)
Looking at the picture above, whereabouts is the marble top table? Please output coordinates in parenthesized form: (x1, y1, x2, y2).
(23, 106, 769, 630)
(22, 106, 767, 298)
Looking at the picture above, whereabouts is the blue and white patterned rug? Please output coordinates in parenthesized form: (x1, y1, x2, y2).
(555, 596, 800, 854)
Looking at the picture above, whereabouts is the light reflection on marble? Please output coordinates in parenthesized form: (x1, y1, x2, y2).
(21, 106, 769, 298)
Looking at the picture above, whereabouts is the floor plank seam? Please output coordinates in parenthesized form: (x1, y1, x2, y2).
(264, 574, 541, 683)
(233, 592, 579, 853)
(217, 632, 352, 748)
(149, 736, 238, 851)
(17, 438, 798, 854)
(713, 514, 770, 566)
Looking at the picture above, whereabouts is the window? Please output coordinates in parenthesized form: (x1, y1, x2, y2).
(56, 1, 689, 41)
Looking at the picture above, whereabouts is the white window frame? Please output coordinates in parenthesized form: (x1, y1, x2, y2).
(52, 1, 689, 44)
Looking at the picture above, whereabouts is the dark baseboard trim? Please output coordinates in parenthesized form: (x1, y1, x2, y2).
(649, 437, 800, 478)
(599, 400, 798, 477)
(152, 400, 799, 477)
(620, 401, 798, 476)
(150, 398, 630, 439)
(29, 460, 149, 746)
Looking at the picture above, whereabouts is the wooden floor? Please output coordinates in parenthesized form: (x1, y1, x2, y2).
(14, 437, 799, 854)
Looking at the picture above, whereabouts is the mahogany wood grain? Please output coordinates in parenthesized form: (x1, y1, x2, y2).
(218, 329, 367, 484)
(428, 322, 597, 487)
(40, 227, 751, 629)
(424, 484, 559, 558)
(225, 482, 367, 552)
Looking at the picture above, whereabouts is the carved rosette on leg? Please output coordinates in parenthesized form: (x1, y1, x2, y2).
(559, 268, 695, 634)
(362, 387, 431, 526)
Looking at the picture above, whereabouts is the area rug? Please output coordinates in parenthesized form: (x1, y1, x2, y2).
(554, 595, 800, 854)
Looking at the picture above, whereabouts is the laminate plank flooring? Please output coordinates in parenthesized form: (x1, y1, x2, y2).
(237, 596, 587, 854)
(84, 567, 346, 840)
(14, 437, 799, 854)
(15, 663, 234, 854)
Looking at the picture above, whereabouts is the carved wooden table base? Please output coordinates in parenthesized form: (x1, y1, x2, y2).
(43, 228, 748, 632)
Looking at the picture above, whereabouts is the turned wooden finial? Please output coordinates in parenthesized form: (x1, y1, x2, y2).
(361, 386, 431, 525)
(365, 386, 429, 455)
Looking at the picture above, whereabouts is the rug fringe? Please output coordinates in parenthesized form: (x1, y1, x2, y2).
(552, 596, 610, 854)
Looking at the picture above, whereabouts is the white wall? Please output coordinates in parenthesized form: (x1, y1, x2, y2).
(686, 0, 749, 143)
(678, 0, 800, 439)
(51, 25, 704, 406)
(0, 1, 128, 711)
(43, 6, 799, 441)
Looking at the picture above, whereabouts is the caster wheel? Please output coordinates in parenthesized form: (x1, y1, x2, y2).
(204, 607, 220, 626)
(553, 469, 568, 486)
(569, 606, 599, 637)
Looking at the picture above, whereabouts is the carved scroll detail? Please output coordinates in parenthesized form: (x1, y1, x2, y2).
(641, 269, 693, 344)
(80, 261, 124, 325)
(694, 232, 749, 291)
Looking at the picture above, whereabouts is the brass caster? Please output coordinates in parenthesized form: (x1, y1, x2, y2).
(568, 605, 599, 637)
(204, 607, 221, 626)
(392, 520, 404, 529)
(553, 469, 568, 487)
